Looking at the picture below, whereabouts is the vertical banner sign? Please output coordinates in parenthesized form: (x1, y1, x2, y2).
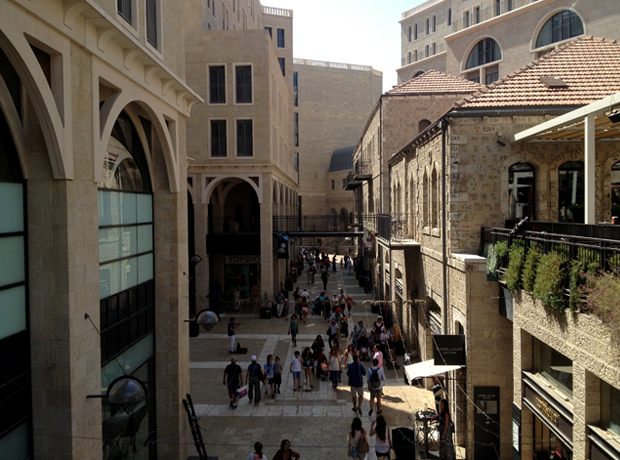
(474, 386, 500, 460)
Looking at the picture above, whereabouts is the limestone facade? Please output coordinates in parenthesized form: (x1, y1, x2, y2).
(0, 0, 200, 458)
(398, 0, 620, 84)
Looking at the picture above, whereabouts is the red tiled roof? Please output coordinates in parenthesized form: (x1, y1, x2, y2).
(455, 36, 620, 109)
(386, 69, 482, 95)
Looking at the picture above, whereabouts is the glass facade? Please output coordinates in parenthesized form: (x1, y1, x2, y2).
(533, 337, 573, 399)
(601, 379, 620, 439)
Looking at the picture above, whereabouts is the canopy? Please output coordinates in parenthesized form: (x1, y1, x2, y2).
(404, 359, 461, 385)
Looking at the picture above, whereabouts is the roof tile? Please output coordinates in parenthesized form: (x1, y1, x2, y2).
(386, 69, 482, 95)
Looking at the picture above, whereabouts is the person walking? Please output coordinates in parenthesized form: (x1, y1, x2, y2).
(290, 350, 303, 391)
(373, 344, 384, 370)
(367, 358, 385, 416)
(227, 317, 240, 353)
(439, 399, 456, 460)
(273, 356, 283, 394)
(288, 315, 298, 347)
(352, 320, 367, 351)
(327, 319, 339, 349)
(264, 355, 275, 398)
(329, 346, 341, 390)
(223, 356, 242, 409)
(369, 415, 391, 460)
(246, 441, 268, 460)
(348, 417, 369, 460)
(272, 440, 300, 460)
(347, 354, 366, 415)
(246, 355, 263, 406)
(300, 297, 309, 324)
(301, 347, 314, 389)
(320, 267, 329, 290)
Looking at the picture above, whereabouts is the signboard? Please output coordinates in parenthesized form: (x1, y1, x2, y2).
(225, 255, 261, 264)
(433, 335, 466, 366)
(474, 386, 501, 460)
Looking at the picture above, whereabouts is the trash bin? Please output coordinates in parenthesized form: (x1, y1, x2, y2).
(392, 427, 417, 459)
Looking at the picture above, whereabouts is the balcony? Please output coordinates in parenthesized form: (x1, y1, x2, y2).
(354, 160, 372, 181)
(273, 215, 363, 237)
(344, 171, 362, 190)
(364, 213, 420, 249)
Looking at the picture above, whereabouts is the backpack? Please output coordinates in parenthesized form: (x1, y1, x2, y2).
(369, 367, 381, 389)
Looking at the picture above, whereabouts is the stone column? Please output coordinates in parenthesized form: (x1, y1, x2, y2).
(261, 176, 274, 298)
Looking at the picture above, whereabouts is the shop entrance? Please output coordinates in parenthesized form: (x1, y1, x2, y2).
(533, 416, 572, 460)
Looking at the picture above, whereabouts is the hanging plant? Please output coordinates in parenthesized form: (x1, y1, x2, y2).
(522, 244, 543, 293)
(533, 252, 568, 312)
(579, 269, 620, 342)
(503, 243, 525, 293)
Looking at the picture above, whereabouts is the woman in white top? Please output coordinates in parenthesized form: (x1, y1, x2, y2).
(245, 441, 268, 460)
(369, 415, 391, 460)
(344, 342, 357, 367)
(328, 346, 341, 390)
(348, 417, 368, 459)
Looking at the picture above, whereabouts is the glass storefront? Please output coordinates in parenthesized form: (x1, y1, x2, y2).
(533, 337, 573, 400)
(534, 416, 573, 460)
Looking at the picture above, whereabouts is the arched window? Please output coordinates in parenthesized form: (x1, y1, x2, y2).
(412, 70, 424, 79)
(425, 18, 430, 35)
(419, 119, 431, 133)
(407, 25, 412, 43)
(432, 168, 438, 228)
(414, 23, 418, 40)
(509, 163, 535, 220)
(466, 38, 501, 69)
(447, 8, 452, 26)
(611, 161, 620, 217)
(536, 11, 584, 49)
(558, 161, 584, 223)
(432, 15, 436, 32)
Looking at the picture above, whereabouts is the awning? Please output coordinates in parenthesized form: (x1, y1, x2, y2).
(404, 359, 461, 385)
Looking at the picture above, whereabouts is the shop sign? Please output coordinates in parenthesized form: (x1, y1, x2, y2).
(225, 255, 261, 264)
(433, 335, 466, 365)
(536, 397, 560, 425)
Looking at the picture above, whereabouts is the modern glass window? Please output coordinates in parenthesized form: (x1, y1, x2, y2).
(294, 112, 299, 147)
(466, 38, 501, 69)
(211, 120, 227, 157)
(611, 161, 620, 217)
(0, 99, 31, 458)
(536, 11, 584, 48)
(278, 57, 285, 76)
(236, 120, 253, 157)
(293, 72, 298, 106)
(146, 0, 158, 48)
(532, 337, 573, 399)
(209, 66, 226, 104)
(117, 0, 132, 23)
(277, 28, 285, 48)
(265, 26, 272, 38)
(99, 112, 156, 459)
(509, 163, 535, 220)
(235, 65, 252, 103)
(447, 9, 452, 26)
(601, 379, 620, 438)
(558, 161, 584, 223)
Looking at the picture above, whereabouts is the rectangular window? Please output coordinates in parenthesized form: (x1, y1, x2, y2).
(533, 337, 573, 399)
(236, 120, 253, 157)
(425, 45, 429, 57)
(464, 11, 470, 28)
(485, 65, 499, 85)
(331, 180, 335, 190)
(507, 0, 513, 11)
(342, 179, 346, 189)
(146, 0, 158, 48)
(211, 120, 227, 157)
(235, 65, 252, 103)
(293, 72, 298, 106)
(474, 6, 480, 24)
(601, 380, 620, 438)
(265, 26, 272, 38)
(294, 112, 299, 147)
(278, 57, 285, 77)
(432, 43, 436, 55)
(294, 152, 299, 171)
(209, 66, 226, 104)
(495, 0, 501, 16)
(277, 28, 285, 48)
(117, 0, 132, 23)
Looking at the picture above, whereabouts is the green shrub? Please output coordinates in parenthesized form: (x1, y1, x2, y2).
(494, 240, 509, 267)
(503, 245, 525, 292)
(569, 248, 600, 311)
(522, 244, 543, 292)
(533, 252, 568, 312)
(579, 269, 620, 342)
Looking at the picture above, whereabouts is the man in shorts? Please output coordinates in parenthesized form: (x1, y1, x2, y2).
(223, 356, 243, 409)
(290, 350, 302, 391)
(367, 358, 386, 416)
(347, 354, 366, 415)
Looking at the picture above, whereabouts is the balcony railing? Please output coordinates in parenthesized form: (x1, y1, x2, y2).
(273, 215, 356, 233)
(354, 160, 371, 178)
(364, 213, 415, 242)
(345, 171, 362, 190)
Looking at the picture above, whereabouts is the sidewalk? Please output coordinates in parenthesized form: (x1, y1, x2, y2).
(189, 262, 436, 460)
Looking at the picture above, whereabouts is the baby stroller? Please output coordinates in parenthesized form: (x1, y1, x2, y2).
(357, 336, 370, 361)
(317, 352, 329, 381)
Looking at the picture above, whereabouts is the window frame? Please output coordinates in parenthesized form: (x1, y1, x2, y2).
(276, 28, 285, 48)
(233, 64, 253, 105)
(464, 37, 503, 71)
(209, 119, 228, 158)
(508, 162, 536, 221)
(145, 0, 162, 52)
(115, 0, 138, 37)
(265, 26, 273, 38)
(278, 57, 286, 77)
(533, 10, 585, 52)
(235, 118, 254, 158)
(208, 64, 227, 105)
(447, 9, 452, 26)
(414, 23, 418, 40)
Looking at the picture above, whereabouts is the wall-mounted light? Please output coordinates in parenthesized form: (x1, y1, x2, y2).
(497, 131, 506, 147)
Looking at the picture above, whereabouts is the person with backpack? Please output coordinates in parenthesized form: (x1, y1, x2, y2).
(347, 354, 366, 415)
(348, 416, 369, 459)
(246, 355, 263, 406)
(367, 358, 385, 416)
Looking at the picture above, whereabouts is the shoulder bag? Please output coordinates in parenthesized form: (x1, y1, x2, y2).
(357, 430, 369, 454)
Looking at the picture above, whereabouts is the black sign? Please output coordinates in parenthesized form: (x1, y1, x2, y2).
(433, 335, 466, 365)
(474, 386, 500, 460)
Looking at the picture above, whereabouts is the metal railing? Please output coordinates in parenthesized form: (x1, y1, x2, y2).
(273, 215, 356, 233)
(208, 217, 260, 234)
(355, 160, 372, 177)
(362, 214, 415, 242)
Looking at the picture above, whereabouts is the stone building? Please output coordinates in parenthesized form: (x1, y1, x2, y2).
(385, 36, 620, 460)
(0, 0, 200, 458)
(398, 0, 620, 85)
(184, 1, 382, 306)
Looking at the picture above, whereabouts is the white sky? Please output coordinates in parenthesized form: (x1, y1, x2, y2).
(263, 0, 428, 92)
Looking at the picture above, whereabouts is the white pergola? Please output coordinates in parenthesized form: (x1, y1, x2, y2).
(514, 92, 620, 224)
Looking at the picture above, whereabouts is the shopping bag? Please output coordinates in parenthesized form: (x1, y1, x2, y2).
(236, 385, 248, 399)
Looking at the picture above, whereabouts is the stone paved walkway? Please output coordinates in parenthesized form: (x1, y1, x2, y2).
(189, 261, 436, 460)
